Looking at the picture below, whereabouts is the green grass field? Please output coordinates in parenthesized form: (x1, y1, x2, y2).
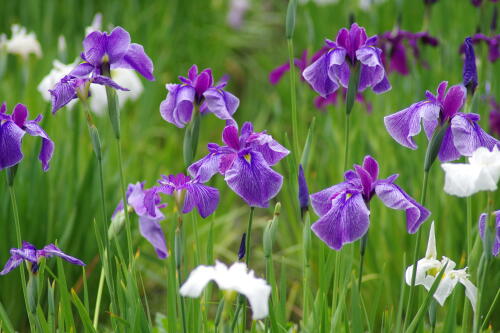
(0, 0, 499, 332)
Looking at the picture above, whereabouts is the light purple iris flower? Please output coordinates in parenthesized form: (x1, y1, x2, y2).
(378, 30, 439, 76)
(50, 74, 128, 114)
(479, 210, 500, 256)
(302, 23, 391, 98)
(384, 81, 499, 162)
(144, 173, 220, 219)
(0, 103, 54, 171)
(160, 65, 239, 128)
(0, 241, 84, 275)
(310, 156, 430, 250)
(73, 26, 154, 81)
(113, 182, 168, 259)
(188, 122, 290, 208)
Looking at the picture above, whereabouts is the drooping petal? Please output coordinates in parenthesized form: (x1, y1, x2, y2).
(0, 121, 25, 170)
(38, 244, 85, 266)
(92, 75, 130, 91)
(311, 190, 370, 250)
(310, 182, 353, 216)
(372, 74, 391, 94)
(70, 63, 94, 77)
(247, 132, 290, 166)
(356, 47, 385, 91)
(224, 151, 283, 208)
(188, 151, 223, 182)
(431, 266, 460, 306)
(303, 52, 340, 98)
(460, 275, 477, 311)
(138, 216, 168, 259)
(49, 77, 78, 114)
(451, 113, 499, 157)
(23, 120, 55, 171)
(203, 88, 239, 122)
(0, 255, 23, 275)
(115, 43, 155, 81)
(375, 181, 430, 233)
(183, 182, 220, 218)
(438, 127, 462, 162)
(269, 62, 290, 85)
(384, 100, 440, 149)
(159, 84, 195, 128)
(106, 27, 131, 64)
(82, 31, 106, 67)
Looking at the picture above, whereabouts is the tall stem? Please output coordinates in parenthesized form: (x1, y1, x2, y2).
(358, 231, 369, 291)
(287, 38, 300, 161)
(93, 260, 106, 329)
(461, 195, 473, 332)
(116, 140, 134, 263)
(343, 114, 351, 170)
(344, 62, 360, 170)
(175, 222, 188, 333)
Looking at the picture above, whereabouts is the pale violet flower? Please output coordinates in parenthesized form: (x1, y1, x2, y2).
(180, 261, 271, 320)
(5, 25, 42, 59)
(441, 146, 500, 197)
(405, 222, 477, 311)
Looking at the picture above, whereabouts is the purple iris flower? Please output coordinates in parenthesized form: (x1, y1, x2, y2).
(0, 103, 54, 171)
(384, 81, 499, 162)
(0, 241, 84, 275)
(310, 155, 430, 250)
(302, 23, 391, 98)
(113, 182, 168, 259)
(160, 65, 239, 128)
(378, 30, 439, 76)
(488, 97, 500, 136)
(72, 26, 154, 81)
(463, 37, 478, 95)
(479, 210, 500, 256)
(50, 74, 128, 114)
(144, 173, 220, 219)
(188, 122, 290, 208)
(462, 34, 500, 62)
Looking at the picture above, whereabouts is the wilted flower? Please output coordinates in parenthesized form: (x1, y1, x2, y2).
(384, 81, 499, 162)
(303, 23, 391, 98)
(113, 182, 168, 258)
(189, 122, 289, 208)
(378, 30, 439, 75)
(405, 222, 477, 311)
(180, 261, 271, 320)
(160, 65, 239, 128)
(462, 37, 478, 95)
(0, 103, 54, 171)
(441, 146, 500, 197)
(5, 25, 42, 59)
(0, 241, 84, 275)
(310, 155, 429, 250)
(144, 173, 220, 218)
(479, 210, 500, 256)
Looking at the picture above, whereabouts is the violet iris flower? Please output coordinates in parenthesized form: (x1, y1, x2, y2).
(488, 97, 500, 136)
(310, 155, 430, 250)
(160, 65, 239, 128)
(302, 23, 391, 98)
(298, 164, 310, 213)
(113, 182, 168, 259)
(188, 122, 290, 208)
(478, 210, 500, 256)
(0, 103, 54, 171)
(378, 30, 439, 75)
(384, 81, 499, 162)
(463, 34, 500, 62)
(463, 37, 478, 95)
(1, 241, 84, 275)
(144, 173, 220, 218)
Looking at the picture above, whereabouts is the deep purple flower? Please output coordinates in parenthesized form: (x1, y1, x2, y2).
(310, 156, 430, 250)
(298, 164, 309, 213)
(314, 88, 372, 113)
(188, 122, 290, 208)
(0, 103, 54, 171)
(49, 74, 128, 114)
(471, 0, 483, 6)
(463, 37, 478, 95)
(160, 65, 239, 128)
(0, 241, 84, 275)
(302, 23, 391, 98)
(73, 26, 154, 81)
(384, 81, 499, 162)
(113, 182, 168, 259)
(144, 173, 220, 218)
(478, 210, 500, 256)
(238, 232, 246, 260)
(378, 30, 439, 75)
(463, 34, 500, 62)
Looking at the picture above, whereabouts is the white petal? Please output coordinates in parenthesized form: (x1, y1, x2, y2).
(460, 275, 478, 312)
(433, 272, 459, 306)
(405, 258, 441, 289)
(179, 264, 217, 297)
(441, 163, 486, 197)
(425, 222, 437, 259)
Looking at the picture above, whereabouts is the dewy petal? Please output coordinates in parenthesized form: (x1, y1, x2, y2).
(310, 182, 353, 216)
(451, 113, 499, 157)
(23, 120, 55, 172)
(375, 181, 430, 233)
(183, 182, 220, 218)
(38, 244, 85, 266)
(0, 121, 26, 170)
(82, 31, 106, 67)
(114, 43, 155, 81)
(224, 151, 283, 208)
(303, 52, 340, 98)
(311, 190, 370, 250)
(106, 27, 131, 64)
(138, 216, 168, 259)
(442, 85, 466, 120)
(160, 84, 195, 128)
(203, 88, 239, 122)
(384, 100, 440, 149)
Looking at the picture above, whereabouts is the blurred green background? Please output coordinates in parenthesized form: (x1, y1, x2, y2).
(0, 0, 499, 331)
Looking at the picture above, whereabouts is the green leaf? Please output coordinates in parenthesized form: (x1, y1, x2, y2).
(71, 289, 96, 333)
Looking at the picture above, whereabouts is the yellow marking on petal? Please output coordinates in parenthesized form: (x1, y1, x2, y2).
(244, 154, 251, 163)
(346, 193, 352, 199)
(428, 267, 440, 277)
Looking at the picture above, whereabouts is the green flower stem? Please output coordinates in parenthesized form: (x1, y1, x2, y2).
(343, 113, 351, 170)
(358, 230, 369, 291)
(287, 38, 300, 162)
(93, 251, 106, 329)
(344, 62, 360, 170)
(175, 219, 187, 333)
(461, 195, 473, 333)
